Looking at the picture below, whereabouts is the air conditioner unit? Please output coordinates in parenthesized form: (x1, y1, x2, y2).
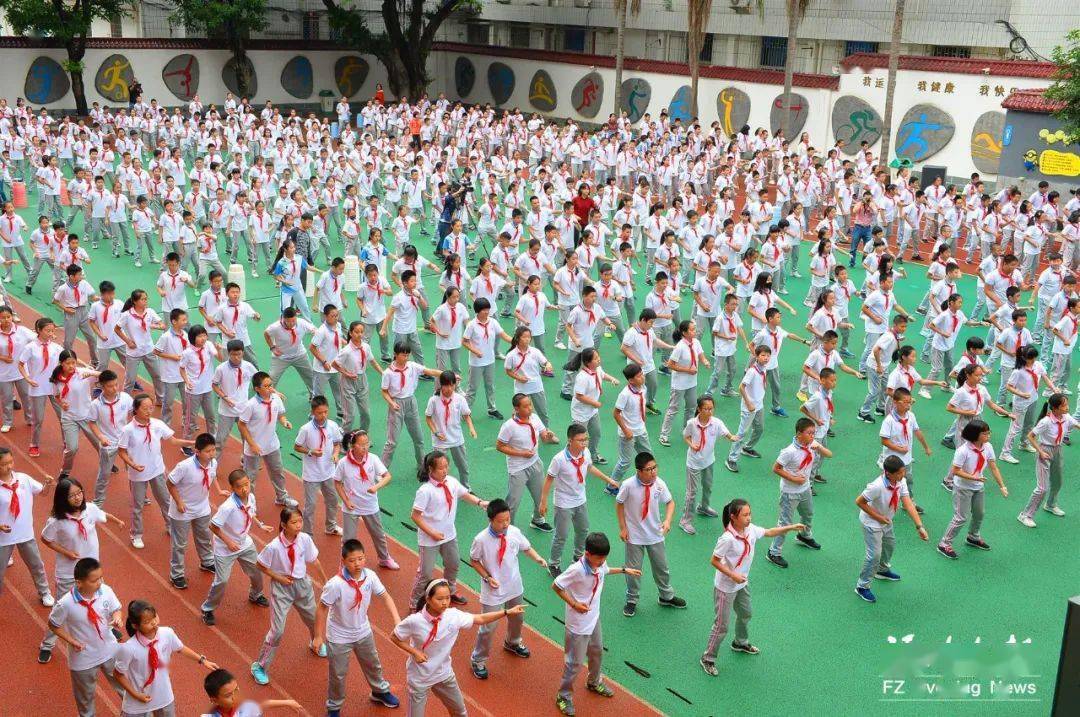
(574, 0, 592, 8)
(729, 0, 752, 13)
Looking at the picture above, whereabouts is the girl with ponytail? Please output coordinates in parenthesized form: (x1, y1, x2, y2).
(1017, 393, 1078, 527)
(999, 346, 1057, 463)
(699, 499, 805, 675)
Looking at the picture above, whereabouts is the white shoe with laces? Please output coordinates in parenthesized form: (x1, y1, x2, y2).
(1016, 514, 1036, 528)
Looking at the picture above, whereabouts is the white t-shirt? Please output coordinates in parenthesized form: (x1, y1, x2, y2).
(47, 584, 122, 671)
(166, 456, 217, 520)
(425, 392, 471, 449)
(210, 493, 258, 556)
(470, 525, 531, 604)
(859, 475, 911, 530)
(257, 531, 319, 580)
(951, 441, 996, 492)
(497, 414, 545, 473)
(712, 524, 767, 592)
(114, 627, 184, 713)
(879, 411, 920, 465)
(545, 448, 594, 510)
(412, 476, 470, 548)
(553, 559, 609, 635)
(683, 417, 730, 469)
(392, 608, 475, 688)
(320, 568, 387, 643)
(775, 440, 820, 494)
(40, 503, 107, 579)
(615, 477, 672, 546)
(117, 419, 174, 481)
(294, 420, 343, 481)
(239, 394, 285, 456)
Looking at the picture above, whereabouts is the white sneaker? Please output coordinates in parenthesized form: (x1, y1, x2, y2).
(998, 453, 1019, 464)
(132, 536, 145, 549)
(1044, 506, 1066, 517)
(553, 341, 567, 350)
(40, 593, 55, 607)
(134, 261, 143, 268)
(1016, 514, 1036, 528)
(918, 389, 932, 400)
(251, 270, 259, 278)
(0, 424, 10, 433)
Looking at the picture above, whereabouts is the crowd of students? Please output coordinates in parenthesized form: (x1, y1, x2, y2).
(0, 87, 1077, 717)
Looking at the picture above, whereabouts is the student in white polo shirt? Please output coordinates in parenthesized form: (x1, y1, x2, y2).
(409, 450, 490, 606)
(659, 319, 710, 447)
(615, 451, 685, 617)
(356, 262, 393, 363)
(88, 280, 126, 375)
(497, 391, 559, 531)
(468, 498, 549, 679)
(201, 667, 303, 716)
(0, 447, 54, 605)
(310, 305, 346, 418)
(38, 477, 124, 664)
(314, 539, 402, 713)
(610, 363, 653, 492)
(211, 339, 256, 446)
(553, 532, 639, 715)
(165, 433, 224, 590)
(681, 395, 738, 535)
(879, 387, 933, 514)
(560, 286, 617, 400)
(503, 326, 555, 427)
(379, 341, 440, 474)
(114, 289, 166, 401)
(86, 369, 132, 505)
(47, 557, 126, 714)
(936, 420, 1008, 560)
(156, 252, 195, 313)
(332, 321, 384, 433)
(1018, 393, 1079, 527)
(567, 347, 621, 463)
(251, 506, 329, 686)
(392, 578, 523, 717)
(200, 469, 272, 626)
(263, 306, 316, 397)
(620, 309, 673, 416)
(853, 456, 929, 603)
(49, 348, 101, 481)
(332, 430, 399, 570)
(462, 297, 512, 420)
(541, 423, 618, 577)
(53, 263, 98, 357)
(425, 371, 477, 488)
(179, 325, 220, 441)
(293, 395, 344, 536)
(382, 268, 428, 365)
(765, 418, 832, 569)
(212, 282, 261, 366)
(699, 499, 806, 674)
(153, 308, 190, 427)
(430, 286, 469, 376)
(238, 371, 298, 508)
(725, 344, 771, 473)
(706, 293, 749, 397)
(117, 393, 195, 550)
(18, 316, 64, 456)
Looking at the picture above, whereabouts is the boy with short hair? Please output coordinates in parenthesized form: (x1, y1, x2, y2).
(765, 418, 833, 568)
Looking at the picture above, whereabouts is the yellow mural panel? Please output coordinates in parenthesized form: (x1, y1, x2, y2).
(1038, 149, 1080, 177)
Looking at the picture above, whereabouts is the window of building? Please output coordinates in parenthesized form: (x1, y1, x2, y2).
(932, 45, 971, 58)
(303, 11, 320, 40)
(844, 40, 878, 56)
(759, 36, 787, 68)
(564, 26, 586, 52)
(109, 14, 123, 38)
(698, 32, 714, 64)
(466, 22, 490, 45)
(509, 23, 531, 49)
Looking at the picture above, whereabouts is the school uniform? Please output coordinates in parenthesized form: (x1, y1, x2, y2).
(560, 303, 602, 395)
(311, 322, 345, 414)
(153, 329, 190, 426)
(728, 364, 767, 463)
(356, 276, 392, 361)
(555, 559, 610, 700)
(856, 476, 910, 589)
(200, 493, 267, 613)
(332, 451, 393, 563)
(294, 419, 343, 535)
(860, 329, 901, 417)
(211, 301, 259, 366)
(611, 384, 653, 483)
(683, 416, 730, 522)
(702, 524, 765, 664)
(432, 302, 468, 376)
(39, 503, 109, 653)
(767, 441, 819, 557)
(165, 455, 217, 581)
(425, 391, 472, 487)
(211, 359, 255, 447)
(545, 448, 595, 570)
(333, 340, 374, 432)
(389, 289, 426, 364)
(943, 383, 991, 448)
(462, 317, 503, 414)
(17, 338, 63, 447)
(660, 337, 704, 442)
(113, 627, 183, 717)
(321, 568, 393, 710)
(179, 344, 217, 439)
(1001, 362, 1049, 456)
(497, 413, 548, 525)
(940, 442, 996, 548)
(48, 584, 124, 717)
(0, 324, 35, 428)
(55, 369, 102, 474)
(880, 410, 921, 491)
(801, 389, 833, 480)
(239, 393, 293, 506)
(54, 279, 99, 357)
(254, 532, 320, 669)
(616, 477, 676, 606)
(1019, 414, 1078, 520)
(706, 311, 741, 395)
(392, 608, 473, 716)
(0, 472, 51, 599)
(87, 391, 132, 505)
(117, 419, 173, 540)
(379, 361, 427, 473)
(117, 309, 165, 402)
(409, 476, 471, 605)
(570, 366, 609, 458)
(621, 325, 661, 403)
(265, 319, 316, 396)
(469, 525, 531, 667)
(503, 345, 550, 426)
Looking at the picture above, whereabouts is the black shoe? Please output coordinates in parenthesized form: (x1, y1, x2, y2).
(110, 465, 119, 473)
(594, 455, 608, 465)
(530, 519, 554, 533)
(488, 409, 505, 420)
(57, 471, 70, 482)
(857, 412, 876, 424)
(940, 438, 955, 449)
(471, 662, 489, 679)
(965, 536, 991, 551)
(911, 254, 924, 261)
(741, 447, 761, 459)
(24, 285, 31, 295)
(874, 407, 886, 416)
(249, 595, 270, 607)
(548, 563, 561, 579)
(560, 392, 572, 401)
(170, 576, 188, 589)
(11, 400, 20, 410)
(199, 563, 216, 573)
(37, 648, 52, 664)
(202, 610, 216, 626)
(181, 446, 194, 456)
(826, 429, 835, 438)
(813, 474, 827, 484)
(658, 595, 687, 609)
(503, 642, 531, 658)
(795, 534, 821, 550)
(419, 374, 434, 381)
(725, 459, 739, 473)
(622, 602, 637, 617)
(915, 504, 925, 515)
(767, 553, 788, 568)
(450, 593, 468, 606)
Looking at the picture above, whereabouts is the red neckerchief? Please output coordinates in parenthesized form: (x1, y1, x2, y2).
(56, 370, 75, 398)
(432, 479, 454, 513)
(281, 534, 297, 572)
(135, 419, 152, 444)
(727, 526, 751, 568)
(513, 415, 536, 448)
(420, 609, 441, 649)
(73, 588, 104, 640)
(640, 480, 653, 520)
(136, 632, 162, 689)
(1, 479, 19, 519)
(348, 450, 370, 482)
(970, 443, 986, 475)
(344, 568, 366, 610)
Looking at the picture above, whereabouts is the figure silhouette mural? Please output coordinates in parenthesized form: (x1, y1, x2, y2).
(620, 78, 651, 123)
(24, 56, 68, 105)
(715, 87, 750, 137)
(162, 54, 199, 102)
(831, 96, 882, 154)
(528, 70, 557, 112)
(894, 104, 955, 163)
(95, 55, 134, 102)
(335, 56, 369, 98)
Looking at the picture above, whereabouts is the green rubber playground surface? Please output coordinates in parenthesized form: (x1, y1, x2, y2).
(16, 199, 1076, 715)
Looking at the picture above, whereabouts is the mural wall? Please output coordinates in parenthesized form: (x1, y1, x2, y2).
(998, 110, 1080, 195)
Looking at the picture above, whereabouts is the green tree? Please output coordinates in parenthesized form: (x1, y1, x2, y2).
(0, 0, 134, 115)
(781, 0, 811, 136)
(1045, 28, 1080, 143)
(170, 0, 268, 98)
(321, 0, 482, 101)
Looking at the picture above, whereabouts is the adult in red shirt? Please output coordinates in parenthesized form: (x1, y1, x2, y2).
(571, 184, 597, 247)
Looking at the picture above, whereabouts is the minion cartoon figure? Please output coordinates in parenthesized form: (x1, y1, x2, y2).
(1022, 149, 1038, 172)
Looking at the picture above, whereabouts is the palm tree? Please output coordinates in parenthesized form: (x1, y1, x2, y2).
(613, 0, 642, 117)
(878, 0, 907, 170)
(687, 0, 714, 117)
(781, 0, 812, 135)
